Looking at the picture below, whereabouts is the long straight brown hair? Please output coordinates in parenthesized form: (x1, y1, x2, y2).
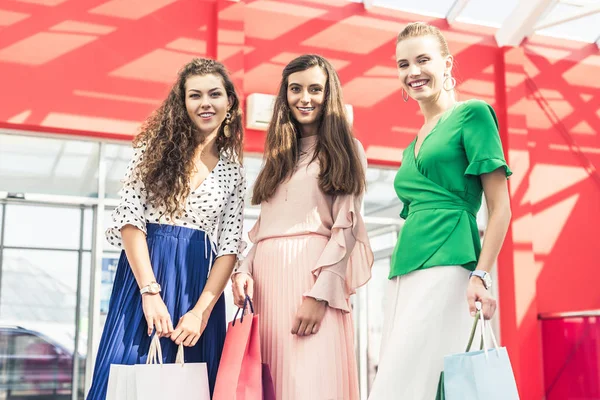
(252, 54, 365, 205)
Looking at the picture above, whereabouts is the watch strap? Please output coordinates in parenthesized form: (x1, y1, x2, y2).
(469, 270, 491, 289)
(140, 281, 161, 295)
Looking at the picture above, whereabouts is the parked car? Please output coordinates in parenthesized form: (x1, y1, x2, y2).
(0, 325, 83, 399)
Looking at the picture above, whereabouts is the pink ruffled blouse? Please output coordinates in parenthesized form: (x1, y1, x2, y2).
(236, 135, 374, 312)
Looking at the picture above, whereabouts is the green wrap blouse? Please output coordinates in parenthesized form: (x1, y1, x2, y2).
(390, 99, 512, 279)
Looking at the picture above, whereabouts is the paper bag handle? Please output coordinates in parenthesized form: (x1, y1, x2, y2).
(232, 295, 255, 326)
(146, 334, 186, 365)
(465, 304, 501, 360)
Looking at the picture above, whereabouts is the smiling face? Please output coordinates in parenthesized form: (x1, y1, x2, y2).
(286, 66, 328, 133)
(395, 35, 453, 103)
(185, 73, 231, 136)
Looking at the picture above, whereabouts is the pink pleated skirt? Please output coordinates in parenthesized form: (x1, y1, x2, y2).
(253, 234, 359, 400)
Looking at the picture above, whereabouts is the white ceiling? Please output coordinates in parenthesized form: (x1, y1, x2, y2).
(358, 0, 600, 48)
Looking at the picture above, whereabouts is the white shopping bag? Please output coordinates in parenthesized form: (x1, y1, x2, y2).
(106, 334, 210, 400)
(443, 307, 519, 400)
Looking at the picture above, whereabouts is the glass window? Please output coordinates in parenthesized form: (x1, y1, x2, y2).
(243, 156, 263, 211)
(1, 249, 79, 326)
(369, 230, 399, 254)
(104, 143, 133, 199)
(75, 251, 91, 399)
(102, 208, 121, 253)
(78, 253, 91, 355)
(82, 208, 94, 251)
(4, 204, 82, 250)
(365, 257, 392, 393)
(0, 133, 99, 197)
(0, 328, 73, 396)
(0, 204, 4, 244)
(364, 167, 401, 219)
(0, 248, 80, 398)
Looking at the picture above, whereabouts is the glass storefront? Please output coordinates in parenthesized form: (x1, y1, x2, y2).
(0, 203, 91, 400)
(0, 130, 452, 399)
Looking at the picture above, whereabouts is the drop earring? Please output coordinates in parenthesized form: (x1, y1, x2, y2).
(402, 88, 409, 102)
(223, 111, 232, 138)
(443, 74, 456, 91)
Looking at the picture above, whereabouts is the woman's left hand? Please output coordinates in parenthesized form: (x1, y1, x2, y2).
(291, 297, 328, 336)
(170, 309, 209, 347)
(467, 277, 496, 320)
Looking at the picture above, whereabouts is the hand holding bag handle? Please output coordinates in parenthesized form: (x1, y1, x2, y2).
(146, 334, 186, 365)
(232, 294, 255, 326)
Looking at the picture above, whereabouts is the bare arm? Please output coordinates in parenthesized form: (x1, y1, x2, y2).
(193, 254, 237, 315)
(121, 224, 174, 337)
(121, 225, 156, 288)
(476, 169, 512, 273)
(467, 168, 512, 319)
(170, 254, 238, 347)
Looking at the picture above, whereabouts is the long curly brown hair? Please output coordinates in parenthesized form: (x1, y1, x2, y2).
(132, 58, 244, 217)
(252, 54, 365, 205)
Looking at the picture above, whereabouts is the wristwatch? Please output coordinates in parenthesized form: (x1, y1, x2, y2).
(140, 281, 161, 295)
(469, 270, 492, 290)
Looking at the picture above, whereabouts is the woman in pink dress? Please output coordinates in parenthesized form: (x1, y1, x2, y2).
(232, 54, 373, 400)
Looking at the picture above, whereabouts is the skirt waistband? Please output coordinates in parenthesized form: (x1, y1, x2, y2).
(146, 223, 209, 242)
(258, 232, 329, 244)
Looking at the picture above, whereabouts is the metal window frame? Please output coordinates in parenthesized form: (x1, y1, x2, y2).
(0, 198, 90, 399)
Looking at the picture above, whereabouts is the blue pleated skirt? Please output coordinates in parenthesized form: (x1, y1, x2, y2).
(86, 223, 226, 400)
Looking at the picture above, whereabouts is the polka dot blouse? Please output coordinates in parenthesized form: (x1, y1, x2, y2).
(105, 144, 247, 259)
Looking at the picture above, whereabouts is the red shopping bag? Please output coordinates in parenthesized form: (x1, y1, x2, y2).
(214, 297, 273, 400)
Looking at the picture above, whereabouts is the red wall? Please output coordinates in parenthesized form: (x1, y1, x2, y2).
(1, 1, 599, 398)
(504, 37, 600, 399)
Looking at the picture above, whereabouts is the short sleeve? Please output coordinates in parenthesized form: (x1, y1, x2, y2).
(216, 165, 247, 259)
(105, 144, 148, 248)
(462, 100, 512, 178)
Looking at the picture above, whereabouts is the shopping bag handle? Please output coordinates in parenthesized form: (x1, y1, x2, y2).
(465, 304, 501, 360)
(232, 295, 254, 326)
(146, 333, 186, 366)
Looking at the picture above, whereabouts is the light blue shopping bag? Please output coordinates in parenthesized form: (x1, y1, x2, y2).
(443, 310, 520, 400)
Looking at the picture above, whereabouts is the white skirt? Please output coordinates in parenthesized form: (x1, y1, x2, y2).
(368, 266, 473, 400)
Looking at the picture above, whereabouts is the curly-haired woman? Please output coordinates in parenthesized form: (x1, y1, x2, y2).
(232, 54, 373, 400)
(86, 58, 246, 399)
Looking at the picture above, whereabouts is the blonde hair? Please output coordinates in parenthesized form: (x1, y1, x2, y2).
(397, 22, 450, 58)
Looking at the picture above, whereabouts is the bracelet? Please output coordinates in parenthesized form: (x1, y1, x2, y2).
(187, 310, 202, 321)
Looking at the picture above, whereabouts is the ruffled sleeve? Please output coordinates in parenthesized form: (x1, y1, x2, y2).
(216, 164, 247, 259)
(462, 100, 512, 178)
(105, 144, 148, 248)
(304, 140, 374, 312)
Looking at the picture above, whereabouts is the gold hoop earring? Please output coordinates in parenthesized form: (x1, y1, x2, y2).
(223, 111, 232, 138)
(443, 75, 456, 91)
(402, 88, 409, 102)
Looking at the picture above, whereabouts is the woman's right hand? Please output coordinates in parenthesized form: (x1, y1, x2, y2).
(142, 294, 174, 337)
(232, 273, 254, 308)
